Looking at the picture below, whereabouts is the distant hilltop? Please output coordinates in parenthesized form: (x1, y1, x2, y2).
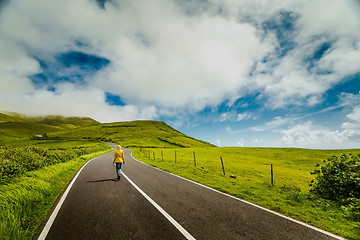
(0, 112, 214, 148)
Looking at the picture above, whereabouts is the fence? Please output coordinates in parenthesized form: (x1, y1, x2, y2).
(139, 148, 276, 185)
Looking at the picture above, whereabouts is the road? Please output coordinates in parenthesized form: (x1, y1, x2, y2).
(36, 144, 343, 240)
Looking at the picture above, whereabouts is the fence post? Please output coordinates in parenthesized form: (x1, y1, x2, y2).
(271, 164, 274, 185)
(220, 157, 226, 175)
(193, 151, 196, 167)
(153, 152, 155, 160)
(175, 150, 177, 163)
(161, 151, 163, 162)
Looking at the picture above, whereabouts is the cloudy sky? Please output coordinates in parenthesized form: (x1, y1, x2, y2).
(1, 0, 360, 149)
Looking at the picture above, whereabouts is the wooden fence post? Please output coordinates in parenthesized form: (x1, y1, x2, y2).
(271, 164, 274, 185)
(175, 150, 177, 163)
(220, 157, 226, 175)
(161, 151, 163, 162)
(153, 152, 155, 160)
(193, 151, 196, 167)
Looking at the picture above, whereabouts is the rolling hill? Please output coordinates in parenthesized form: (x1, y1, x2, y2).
(0, 112, 213, 148)
(51, 120, 214, 148)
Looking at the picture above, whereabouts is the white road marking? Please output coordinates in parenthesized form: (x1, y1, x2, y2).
(122, 173, 197, 240)
(37, 155, 101, 240)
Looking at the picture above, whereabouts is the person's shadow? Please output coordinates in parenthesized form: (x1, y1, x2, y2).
(87, 178, 118, 183)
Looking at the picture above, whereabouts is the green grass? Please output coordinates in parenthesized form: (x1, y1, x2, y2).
(52, 120, 214, 148)
(133, 147, 360, 240)
(0, 148, 112, 240)
(0, 112, 101, 145)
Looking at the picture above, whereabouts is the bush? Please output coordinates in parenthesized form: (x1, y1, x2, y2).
(0, 144, 107, 184)
(310, 153, 360, 203)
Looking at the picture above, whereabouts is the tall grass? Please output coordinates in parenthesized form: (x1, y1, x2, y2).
(0, 149, 112, 240)
(134, 147, 360, 240)
(0, 141, 108, 184)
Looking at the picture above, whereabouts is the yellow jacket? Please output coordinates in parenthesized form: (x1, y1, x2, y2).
(113, 145, 125, 163)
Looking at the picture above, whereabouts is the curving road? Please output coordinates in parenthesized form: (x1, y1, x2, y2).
(36, 144, 343, 240)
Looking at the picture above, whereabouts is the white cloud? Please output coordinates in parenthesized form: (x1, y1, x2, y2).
(236, 113, 253, 121)
(253, 139, 263, 145)
(219, 112, 253, 122)
(0, 83, 158, 122)
(0, 0, 275, 119)
(237, 0, 360, 108)
(225, 126, 242, 135)
(0, 0, 359, 124)
(220, 112, 231, 122)
(347, 106, 360, 122)
(251, 116, 293, 132)
(281, 114, 360, 149)
(236, 138, 244, 147)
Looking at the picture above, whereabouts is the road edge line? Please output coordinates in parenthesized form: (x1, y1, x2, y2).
(129, 150, 344, 240)
(122, 173, 196, 240)
(37, 154, 104, 240)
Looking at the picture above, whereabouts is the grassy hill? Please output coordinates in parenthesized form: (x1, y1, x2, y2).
(0, 113, 213, 148)
(0, 113, 22, 122)
(0, 113, 99, 144)
(51, 120, 214, 148)
(0, 122, 65, 142)
(30, 115, 100, 128)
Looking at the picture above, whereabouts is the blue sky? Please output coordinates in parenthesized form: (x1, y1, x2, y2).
(0, 0, 360, 149)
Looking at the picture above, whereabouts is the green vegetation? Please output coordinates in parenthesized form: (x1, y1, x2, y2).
(0, 141, 110, 184)
(310, 153, 360, 202)
(310, 153, 360, 230)
(0, 149, 111, 240)
(133, 147, 360, 240)
(0, 112, 100, 145)
(51, 120, 214, 148)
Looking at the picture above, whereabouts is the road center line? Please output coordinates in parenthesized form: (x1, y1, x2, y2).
(122, 173, 196, 240)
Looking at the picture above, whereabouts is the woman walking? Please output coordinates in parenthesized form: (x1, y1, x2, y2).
(113, 145, 125, 180)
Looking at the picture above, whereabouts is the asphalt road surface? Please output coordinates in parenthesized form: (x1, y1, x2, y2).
(37, 144, 343, 240)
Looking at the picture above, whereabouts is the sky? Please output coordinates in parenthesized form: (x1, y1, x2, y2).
(0, 0, 360, 149)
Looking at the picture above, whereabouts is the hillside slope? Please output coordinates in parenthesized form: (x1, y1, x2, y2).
(0, 113, 23, 123)
(0, 113, 213, 148)
(31, 115, 100, 128)
(0, 122, 65, 142)
(52, 120, 214, 148)
(0, 113, 99, 143)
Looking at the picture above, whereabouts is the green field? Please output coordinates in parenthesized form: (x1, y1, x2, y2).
(0, 112, 359, 239)
(133, 147, 360, 240)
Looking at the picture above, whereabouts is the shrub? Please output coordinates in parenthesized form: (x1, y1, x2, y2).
(310, 153, 360, 203)
(0, 144, 107, 184)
